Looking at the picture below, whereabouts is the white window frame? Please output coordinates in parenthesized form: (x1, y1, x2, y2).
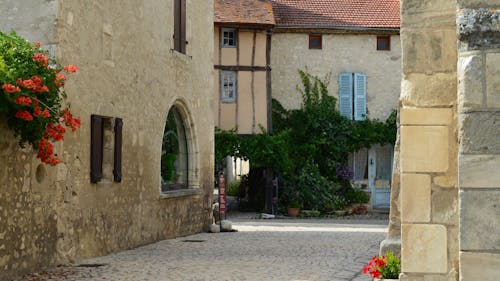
(221, 71, 237, 102)
(221, 28, 237, 48)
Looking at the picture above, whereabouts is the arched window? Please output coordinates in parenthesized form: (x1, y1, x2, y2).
(161, 106, 189, 191)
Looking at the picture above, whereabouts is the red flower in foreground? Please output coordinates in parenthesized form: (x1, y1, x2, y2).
(21, 79, 35, 89)
(44, 123, 66, 141)
(63, 65, 78, 73)
(15, 110, 33, 121)
(2, 83, 21, 93)
(15, 96, 33, 106)
(32, 53, 49, 66)
(33, 106, 51, 118)
(36, 138, 60, 165)
(62, 109, 81, 131)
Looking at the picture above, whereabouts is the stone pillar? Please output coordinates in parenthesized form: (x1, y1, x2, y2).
(380, 121, 401, 257)
(456, 2, 500, 281)
(399, 0, 459, 280)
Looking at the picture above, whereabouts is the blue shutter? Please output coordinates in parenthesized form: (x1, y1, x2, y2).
(339, 73, 353, 119)
(354, 73, 367, 121)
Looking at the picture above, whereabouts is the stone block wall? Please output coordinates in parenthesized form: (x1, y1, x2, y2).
(456, 1, 500, 280)
(0, 0, 215, 279)
(399, 0, 460, 280)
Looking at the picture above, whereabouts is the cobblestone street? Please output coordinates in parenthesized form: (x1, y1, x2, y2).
(17, 215, 388, 281)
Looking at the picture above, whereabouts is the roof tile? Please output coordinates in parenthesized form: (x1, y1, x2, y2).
(215, 0, 275, 26)
(271, 0, 400, 29)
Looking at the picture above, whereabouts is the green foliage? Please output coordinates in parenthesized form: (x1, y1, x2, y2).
(214, 69, 397, 212)
(227, 179, 241, 197)
(345, 188, 370, 204)
(380, 251, 401, 279)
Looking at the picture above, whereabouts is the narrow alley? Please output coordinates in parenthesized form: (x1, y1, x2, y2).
(15, 215, 387, 281)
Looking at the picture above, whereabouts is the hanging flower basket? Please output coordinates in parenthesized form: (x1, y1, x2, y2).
(0, 31, 80, 165)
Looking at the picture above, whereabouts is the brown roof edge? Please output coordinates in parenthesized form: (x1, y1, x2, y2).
(215, 22, 275, 29)
(273, 26, 400, 35)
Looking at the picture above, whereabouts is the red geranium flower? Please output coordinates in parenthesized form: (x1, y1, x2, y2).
(63, 65, 78, 73)
(15, 96, 33, 106)
(32, 53, 49, 66)
(15, 110, 33, 121)
(2, 83, 21, 93)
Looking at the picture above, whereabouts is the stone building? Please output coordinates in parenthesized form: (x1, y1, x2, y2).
(0, 0, 214, 279)
(388, 0, 500, 280)
(270, 0, 402, 209)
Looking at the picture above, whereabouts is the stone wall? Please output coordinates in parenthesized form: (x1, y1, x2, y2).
(399, 0, 459, 280)
(456, 1, 500, 280)
(271, 32, 401, 121)
(0, 0, 215, 279)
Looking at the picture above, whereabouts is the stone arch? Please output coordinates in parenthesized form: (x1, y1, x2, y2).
(160, 99, 199, 192)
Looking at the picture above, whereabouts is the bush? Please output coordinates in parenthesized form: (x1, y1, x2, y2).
(345, 188, 370, 204)
(227, 179, 241, 197)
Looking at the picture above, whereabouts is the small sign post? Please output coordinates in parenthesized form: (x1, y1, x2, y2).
(218, 173, 226, 231)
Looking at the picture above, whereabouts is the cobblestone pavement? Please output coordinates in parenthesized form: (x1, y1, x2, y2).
(16, 214, 388, 281)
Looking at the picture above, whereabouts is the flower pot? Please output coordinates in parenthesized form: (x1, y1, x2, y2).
(356, 204, 368, 215)
(347, 206, 356, 215)
(334, 210, 347, 216)
(287, 207, 300, 217)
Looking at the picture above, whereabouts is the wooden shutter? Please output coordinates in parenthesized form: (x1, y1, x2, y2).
(113, 118, 123, 182)
(338, 73, 353, 119)
(354, 73, 367, 121)
(180, 0, 186, 54)
(174, 0, 181, 52)
(90, 115, 103, 183)
(174, 0, 186, 53)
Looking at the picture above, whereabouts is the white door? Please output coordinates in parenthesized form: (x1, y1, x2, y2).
(369, 145, 393, 209)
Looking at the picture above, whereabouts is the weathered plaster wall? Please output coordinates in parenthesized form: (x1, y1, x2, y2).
(0, 0, 215, 279)
(456, 2, 500, 280)
(215, 27, 269, 134)
(0, 0, 60, 277)
(399, 0, 459, 280)
(271, 33, 401, 121)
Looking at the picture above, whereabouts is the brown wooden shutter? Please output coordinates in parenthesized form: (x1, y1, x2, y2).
(174, 0, 181, 52)
(113, 118, 123, 182)
(90, 115, 103, 183)
(180, 0, 186, 53)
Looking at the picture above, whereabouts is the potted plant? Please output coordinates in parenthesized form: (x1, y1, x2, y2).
(287, 200, 301, 217)
(362, 251, 400, 280)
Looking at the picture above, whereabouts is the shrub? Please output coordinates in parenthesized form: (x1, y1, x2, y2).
(227, 179, 241, 197)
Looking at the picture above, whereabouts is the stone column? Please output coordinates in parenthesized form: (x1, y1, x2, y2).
(399, 0, 459, 280)
(456, 2, 500, 280)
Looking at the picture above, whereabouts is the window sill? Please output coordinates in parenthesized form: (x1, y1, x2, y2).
(160, 188, 202, 199)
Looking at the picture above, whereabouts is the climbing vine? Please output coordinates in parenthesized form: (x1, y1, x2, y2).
(215, 70, 397, 211)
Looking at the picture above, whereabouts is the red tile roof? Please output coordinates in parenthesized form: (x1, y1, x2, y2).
(215, 0, 275, 26)
(271, 0, 400, 29)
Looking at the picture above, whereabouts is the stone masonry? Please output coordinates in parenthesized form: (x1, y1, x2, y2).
(399, 0, 459, 280)
(456, 1, 500, 280)
(0, 0, 215, 279)
(397, 1, 500, 280)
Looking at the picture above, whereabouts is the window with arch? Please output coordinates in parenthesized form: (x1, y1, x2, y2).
(161, 106, 188, 191)
(161, 104, 197, 193)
